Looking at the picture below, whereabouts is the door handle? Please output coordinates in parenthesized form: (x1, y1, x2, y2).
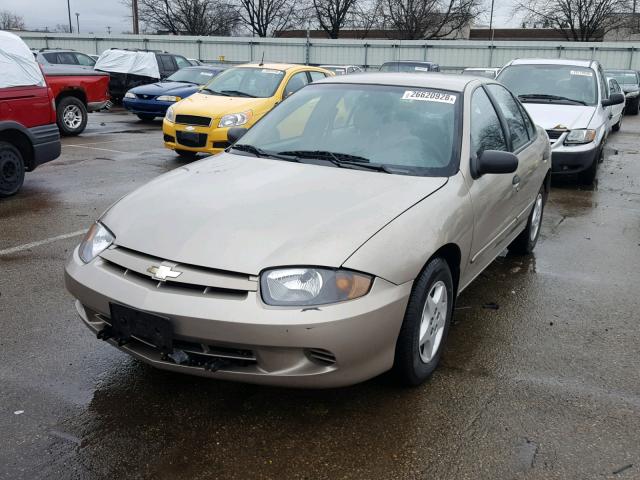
(512, 175, 521, 191)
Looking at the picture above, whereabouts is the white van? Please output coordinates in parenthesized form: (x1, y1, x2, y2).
(497, 59, 624, 184)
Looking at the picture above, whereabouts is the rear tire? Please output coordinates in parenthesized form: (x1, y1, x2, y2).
(57, 96, 88, 136)
(0, 142, 25, 197)
(136, 114, 156, 121)
(175, 149, 198, 159)
(394, 257, 454, 387)
(508, 185, 545, 255)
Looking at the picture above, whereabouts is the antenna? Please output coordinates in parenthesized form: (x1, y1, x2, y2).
(259, 51, 264, 67)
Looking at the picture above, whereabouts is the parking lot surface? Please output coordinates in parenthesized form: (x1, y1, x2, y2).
(1, 108, 639, 479)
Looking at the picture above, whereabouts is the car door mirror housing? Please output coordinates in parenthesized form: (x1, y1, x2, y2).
(602, 92, 625, 107)
(472, 150, 519, 178)
(227, 127, 248, 144)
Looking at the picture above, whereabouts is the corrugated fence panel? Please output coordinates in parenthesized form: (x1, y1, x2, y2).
(16, 32, 640, 70)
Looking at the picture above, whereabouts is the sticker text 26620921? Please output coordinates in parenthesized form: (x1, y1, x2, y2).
(401, 90, 457, 104)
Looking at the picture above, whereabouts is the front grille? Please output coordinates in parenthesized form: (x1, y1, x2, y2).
(175, 114, 212, 127)
(307, 348, 337, 365)
(546, 129, 565, 140)
(137, 94, 156, 100)
(99, 246, 256, 299)
(176, 131, 207, 148)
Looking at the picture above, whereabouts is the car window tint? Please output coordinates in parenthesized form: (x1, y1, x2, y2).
(284, 72, 309, 97)
(516, 99, 536, 139)
(75, 53, 95, 66)
(159, 55, 175, 72)
(470, 88, 507, 156)
(486, 84, 529, 150)
(175, 56, 191, 69)
(43, 53, 58, 63)
(309, 71, 326, 82)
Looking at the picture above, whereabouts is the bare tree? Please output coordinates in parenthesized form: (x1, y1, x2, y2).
(516, 0, 632, 41)
(312, 0, 360, 38)
(54, 24, 72, 33)
(0, 10, 26, 30)
(125, 0, 240, 35)
(236, 0, 299, 37)
(381, 0, 480, 39)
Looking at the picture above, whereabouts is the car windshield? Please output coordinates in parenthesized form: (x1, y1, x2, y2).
(202, 67, 285, 98)
(498, 64, 598, 105)
(167, 68, 221, 85)
(231, 83, 459, 176)
(380, 62, 433, 73)
(605, 71, 638, 85)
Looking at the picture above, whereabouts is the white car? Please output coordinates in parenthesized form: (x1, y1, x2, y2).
(319, 65, 363, 75)
(607, 78, 626, 132)
(498, 59, 624, 184)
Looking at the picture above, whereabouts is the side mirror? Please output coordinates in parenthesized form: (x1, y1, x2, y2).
(227, 127, 248, 144)
(602, 92, 625, 107)
(472, 150, 519, 178)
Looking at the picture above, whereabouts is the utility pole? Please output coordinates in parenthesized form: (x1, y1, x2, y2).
(67, 0, 73, 33)
(75, 13, 80, 34)
(132, 0, 139, 34)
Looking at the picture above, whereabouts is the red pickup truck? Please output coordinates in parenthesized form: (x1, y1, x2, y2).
(42, 65, 111, 136)
(1, 31, 61, 197)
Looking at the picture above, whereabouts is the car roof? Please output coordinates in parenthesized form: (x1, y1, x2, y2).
(313, 72, 477, 92)
(237, 63, 325, 71)
(509, 58, 594, 68)
(605, 68, 636, 72)
(182, 65, 225, 71)
(382, 60, 436, 65)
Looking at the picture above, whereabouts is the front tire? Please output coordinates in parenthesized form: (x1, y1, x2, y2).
(0, 142, 25, 197)
(136, 114, 156, 121)
(394, 258, 454, 386)
(57, 96, 88, 136)
(508, 185, 545, 255)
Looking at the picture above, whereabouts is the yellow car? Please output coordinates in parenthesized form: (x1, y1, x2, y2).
(163, 63, 334, 157)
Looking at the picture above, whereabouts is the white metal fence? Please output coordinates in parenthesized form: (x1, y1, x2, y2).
(16, 32, 640, 71)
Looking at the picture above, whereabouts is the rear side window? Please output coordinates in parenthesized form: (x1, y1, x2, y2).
(284, 72, 309, 97)
(470, 88, 507, 156)
(75, 53, 95, 66)
(309, 71, 326, 82)
(486, 84, 529, 151)
(175, 56, 191, 69)
(516, 101, 536, 140)
(159, 55, 176, 72)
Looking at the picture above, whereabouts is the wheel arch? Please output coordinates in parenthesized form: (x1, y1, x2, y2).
(425, 243, 462, 298)
(0, 129, 34, 170)
(56, 88, 87, 106)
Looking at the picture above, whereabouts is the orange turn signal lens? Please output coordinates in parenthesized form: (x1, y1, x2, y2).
(335, 271, 372, 300)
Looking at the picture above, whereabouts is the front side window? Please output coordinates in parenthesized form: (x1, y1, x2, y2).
(309, 71, 326, 82)
(159, 55, 176, 72)
(470, 88, 507, 157)
(284, 72, 309, 97)
(75, 53, 96, 66)
(203, 67, 285, 98)
(233, 83, 460, 176)
(498, 64, 598, 106)
(486, 84, 529, 151)
(175, 56, 191, 69)
(608, 79, 621, 94)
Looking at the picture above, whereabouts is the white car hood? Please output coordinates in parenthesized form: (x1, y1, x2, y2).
(521, 103, 596, 130)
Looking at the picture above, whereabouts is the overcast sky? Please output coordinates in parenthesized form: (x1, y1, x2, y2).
(10, 0, 518, 34)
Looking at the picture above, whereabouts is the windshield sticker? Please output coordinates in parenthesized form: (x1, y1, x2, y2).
(414, 66, 430, 72)
(200, 72, 213, 76)
(261, 69, 282, 74)
(401, 90, 457, 104)
(570, 70, 593, 77)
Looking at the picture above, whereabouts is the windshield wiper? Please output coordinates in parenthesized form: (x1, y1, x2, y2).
(173, 80, 196, 84)
(201, 87, 229, 96)
(220, 89, 257, 98)
(277, 150, 396, 173)
(231, 144, 300, 161)
(518, 94, 587, 106)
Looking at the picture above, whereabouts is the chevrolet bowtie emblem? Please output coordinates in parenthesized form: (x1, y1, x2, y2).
(147, 265, 182, 281)
(185, 125, 195, 131)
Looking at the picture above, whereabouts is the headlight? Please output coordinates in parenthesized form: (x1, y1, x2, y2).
(157, 95, 181, 102)
(124, 92, 136, 99)
(218, 111, 252, 128)
(165, 105, 176, 122)
(78, 222, 115, 264)
(564, 129, 596, 145)
(260, 268, 372, 306)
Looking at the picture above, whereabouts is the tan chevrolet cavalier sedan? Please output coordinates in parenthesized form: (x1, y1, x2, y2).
(65, 73, 551, 388)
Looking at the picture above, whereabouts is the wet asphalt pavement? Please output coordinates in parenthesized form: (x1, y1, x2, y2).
(1, 108, 639, 479)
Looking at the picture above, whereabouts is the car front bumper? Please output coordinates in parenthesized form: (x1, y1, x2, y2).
(550, 142, 601, 174)
(123, 98, 174, 117)
(162, 118, 230, 155)
(64, 247, 412, 388)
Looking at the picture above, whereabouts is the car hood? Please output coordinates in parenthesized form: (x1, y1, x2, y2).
(174, 92, 272, 116)
(521, 103, 595, 130)
(101, 153, 447, 275)
(621, 84, 640, 93)
(131, 81, 198, 97)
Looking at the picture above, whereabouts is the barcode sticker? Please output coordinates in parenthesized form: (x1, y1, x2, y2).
(401, 90, 456, 104)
